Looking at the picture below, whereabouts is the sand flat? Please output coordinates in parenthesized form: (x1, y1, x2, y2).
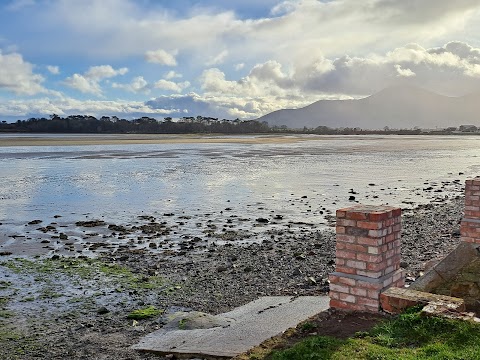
(0, 133, 314, 147)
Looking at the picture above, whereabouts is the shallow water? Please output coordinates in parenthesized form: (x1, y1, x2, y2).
(0, 134, 479, 236)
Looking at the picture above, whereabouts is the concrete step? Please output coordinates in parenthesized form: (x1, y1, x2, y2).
(132, 296, 330, 359)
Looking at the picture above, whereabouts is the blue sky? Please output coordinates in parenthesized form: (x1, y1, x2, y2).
(1, 0, 480, 121)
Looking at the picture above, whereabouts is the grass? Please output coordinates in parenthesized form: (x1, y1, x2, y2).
(268, 307, 480, 360)
(0, 257, 165, 292)
(0, 322, 42, 360)
(127, 305, 163, 320)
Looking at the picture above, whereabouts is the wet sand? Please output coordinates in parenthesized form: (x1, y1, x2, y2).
(0, 134, 315, 147)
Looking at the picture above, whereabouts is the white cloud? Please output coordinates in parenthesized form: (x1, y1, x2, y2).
(0, 51, 46, 95)
(46, 65, 60, 74)
(154, 79, 190, 92)
(164, 70, 182, 79)
(112, 76, 190, 94)
(234, 63, 245, 71)
(0, 96, 175, 118)
(270, 1, 298, 16)
(395, 64, 415, 77)
(85, 65, 128, 80)
(206, 50, 229, 66)
(194, 41, 480, 118)
(64, 74, 101, 96)
(145, 49, 178, 66)
(18, 0, 480, 72)
(64, 65, 128, 96)
(112, 76, 149, 93)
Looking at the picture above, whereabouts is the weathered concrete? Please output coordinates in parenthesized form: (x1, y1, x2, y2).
(410, 242, 480, 293)
(380, 287, 465, 314)
(132, 296, 329, 359)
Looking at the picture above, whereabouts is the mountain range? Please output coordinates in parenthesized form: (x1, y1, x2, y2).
(257, 86, 480, 130)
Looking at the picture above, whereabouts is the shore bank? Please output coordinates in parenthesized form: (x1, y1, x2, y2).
(0, 134, 318, 147)
(0, 194, 465, 359)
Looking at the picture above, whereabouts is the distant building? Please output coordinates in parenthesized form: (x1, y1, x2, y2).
(459, 125, 478, 132)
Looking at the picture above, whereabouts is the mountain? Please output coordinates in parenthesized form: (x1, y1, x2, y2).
(258, 85, 480, 129)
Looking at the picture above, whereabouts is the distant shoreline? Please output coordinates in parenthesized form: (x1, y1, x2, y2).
(0, 133, 318, 147)
(1, 132, 480, 147)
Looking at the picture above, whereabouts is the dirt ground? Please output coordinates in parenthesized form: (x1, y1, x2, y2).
(236, 309, 389, 359)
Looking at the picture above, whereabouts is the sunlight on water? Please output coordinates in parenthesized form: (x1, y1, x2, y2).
(0, 135, 479, 230)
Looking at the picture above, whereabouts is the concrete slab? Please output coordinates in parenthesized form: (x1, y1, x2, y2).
(132, 296, 329, 359)
(410, 242, 479, 292)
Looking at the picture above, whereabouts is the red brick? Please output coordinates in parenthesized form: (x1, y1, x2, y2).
(345, 212, 368, 220)
(357, 297, 379, 308)
(357, 237, 382, 246)
(357, 253, 383, 263)
(336, 226, 345, 234)
(329, 299, 356, 310)
(392, 208, 402, 217)
(336, 234, 357, 243)
(368, 229, 388, 238)
(336, 218, 357, 227)
(350, 287, 367, 297)
(335, 266, 357, 275)
(367, 262, 387, 272)
(356, 281, 383, 291)
(338, 277, 356, 286)
(330, 283, 350, 294)
(346, 260, 367, 270)
(336, 210, 346, 218)
(357, 221, 383, 230)
(345, 243, 367, 253)
(368, 212, 389, 221)
(339, 293, 357, 303)
(464, 210, 480, 218)
(367, 289, 380, 299)
(336, 250, 357, 260)
(383, 218, 395, 227)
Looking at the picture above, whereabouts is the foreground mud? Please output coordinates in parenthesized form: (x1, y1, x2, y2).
(0, 196, 465, 359)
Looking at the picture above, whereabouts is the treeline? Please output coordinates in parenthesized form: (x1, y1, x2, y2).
(0, 115, 270, 134)
(0, 114, 466, 135)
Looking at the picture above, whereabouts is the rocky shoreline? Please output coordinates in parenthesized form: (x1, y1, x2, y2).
(0, 195, 465, 359)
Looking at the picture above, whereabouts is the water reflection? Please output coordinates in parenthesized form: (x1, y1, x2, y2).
(0, 135, 479, 229)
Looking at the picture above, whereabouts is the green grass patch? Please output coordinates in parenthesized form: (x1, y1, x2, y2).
(0, 322, 43, 360)
(0, 257, 165, 292)
(0, 310, 14, 318)
(0, 280, 12, 289)
(268, 307, 480, 360)
(127, 305, 163, 320)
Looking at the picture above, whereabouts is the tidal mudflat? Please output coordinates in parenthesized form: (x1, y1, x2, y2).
(0, 134, 479, 359)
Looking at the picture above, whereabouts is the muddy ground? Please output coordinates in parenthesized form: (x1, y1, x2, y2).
(0, 191, 465, 359)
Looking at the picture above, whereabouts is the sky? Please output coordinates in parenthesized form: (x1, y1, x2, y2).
(1, 0, 480, 121)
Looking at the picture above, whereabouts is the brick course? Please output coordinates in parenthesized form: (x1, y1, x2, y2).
(461, 177, 480, 244)
(329, 205, 404, 312)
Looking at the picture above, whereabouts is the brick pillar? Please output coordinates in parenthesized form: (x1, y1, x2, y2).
(329, 205, 404, 312)
(461, 177, 480, 244)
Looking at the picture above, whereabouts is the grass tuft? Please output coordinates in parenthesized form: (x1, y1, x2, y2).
(268, 307, 480, 360)
(127, 305, 163, 320)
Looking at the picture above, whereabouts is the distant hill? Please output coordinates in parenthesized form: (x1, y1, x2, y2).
(258, 85, 480, 130)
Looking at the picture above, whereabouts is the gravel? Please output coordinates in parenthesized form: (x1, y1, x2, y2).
(0, 195, 466, 359)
